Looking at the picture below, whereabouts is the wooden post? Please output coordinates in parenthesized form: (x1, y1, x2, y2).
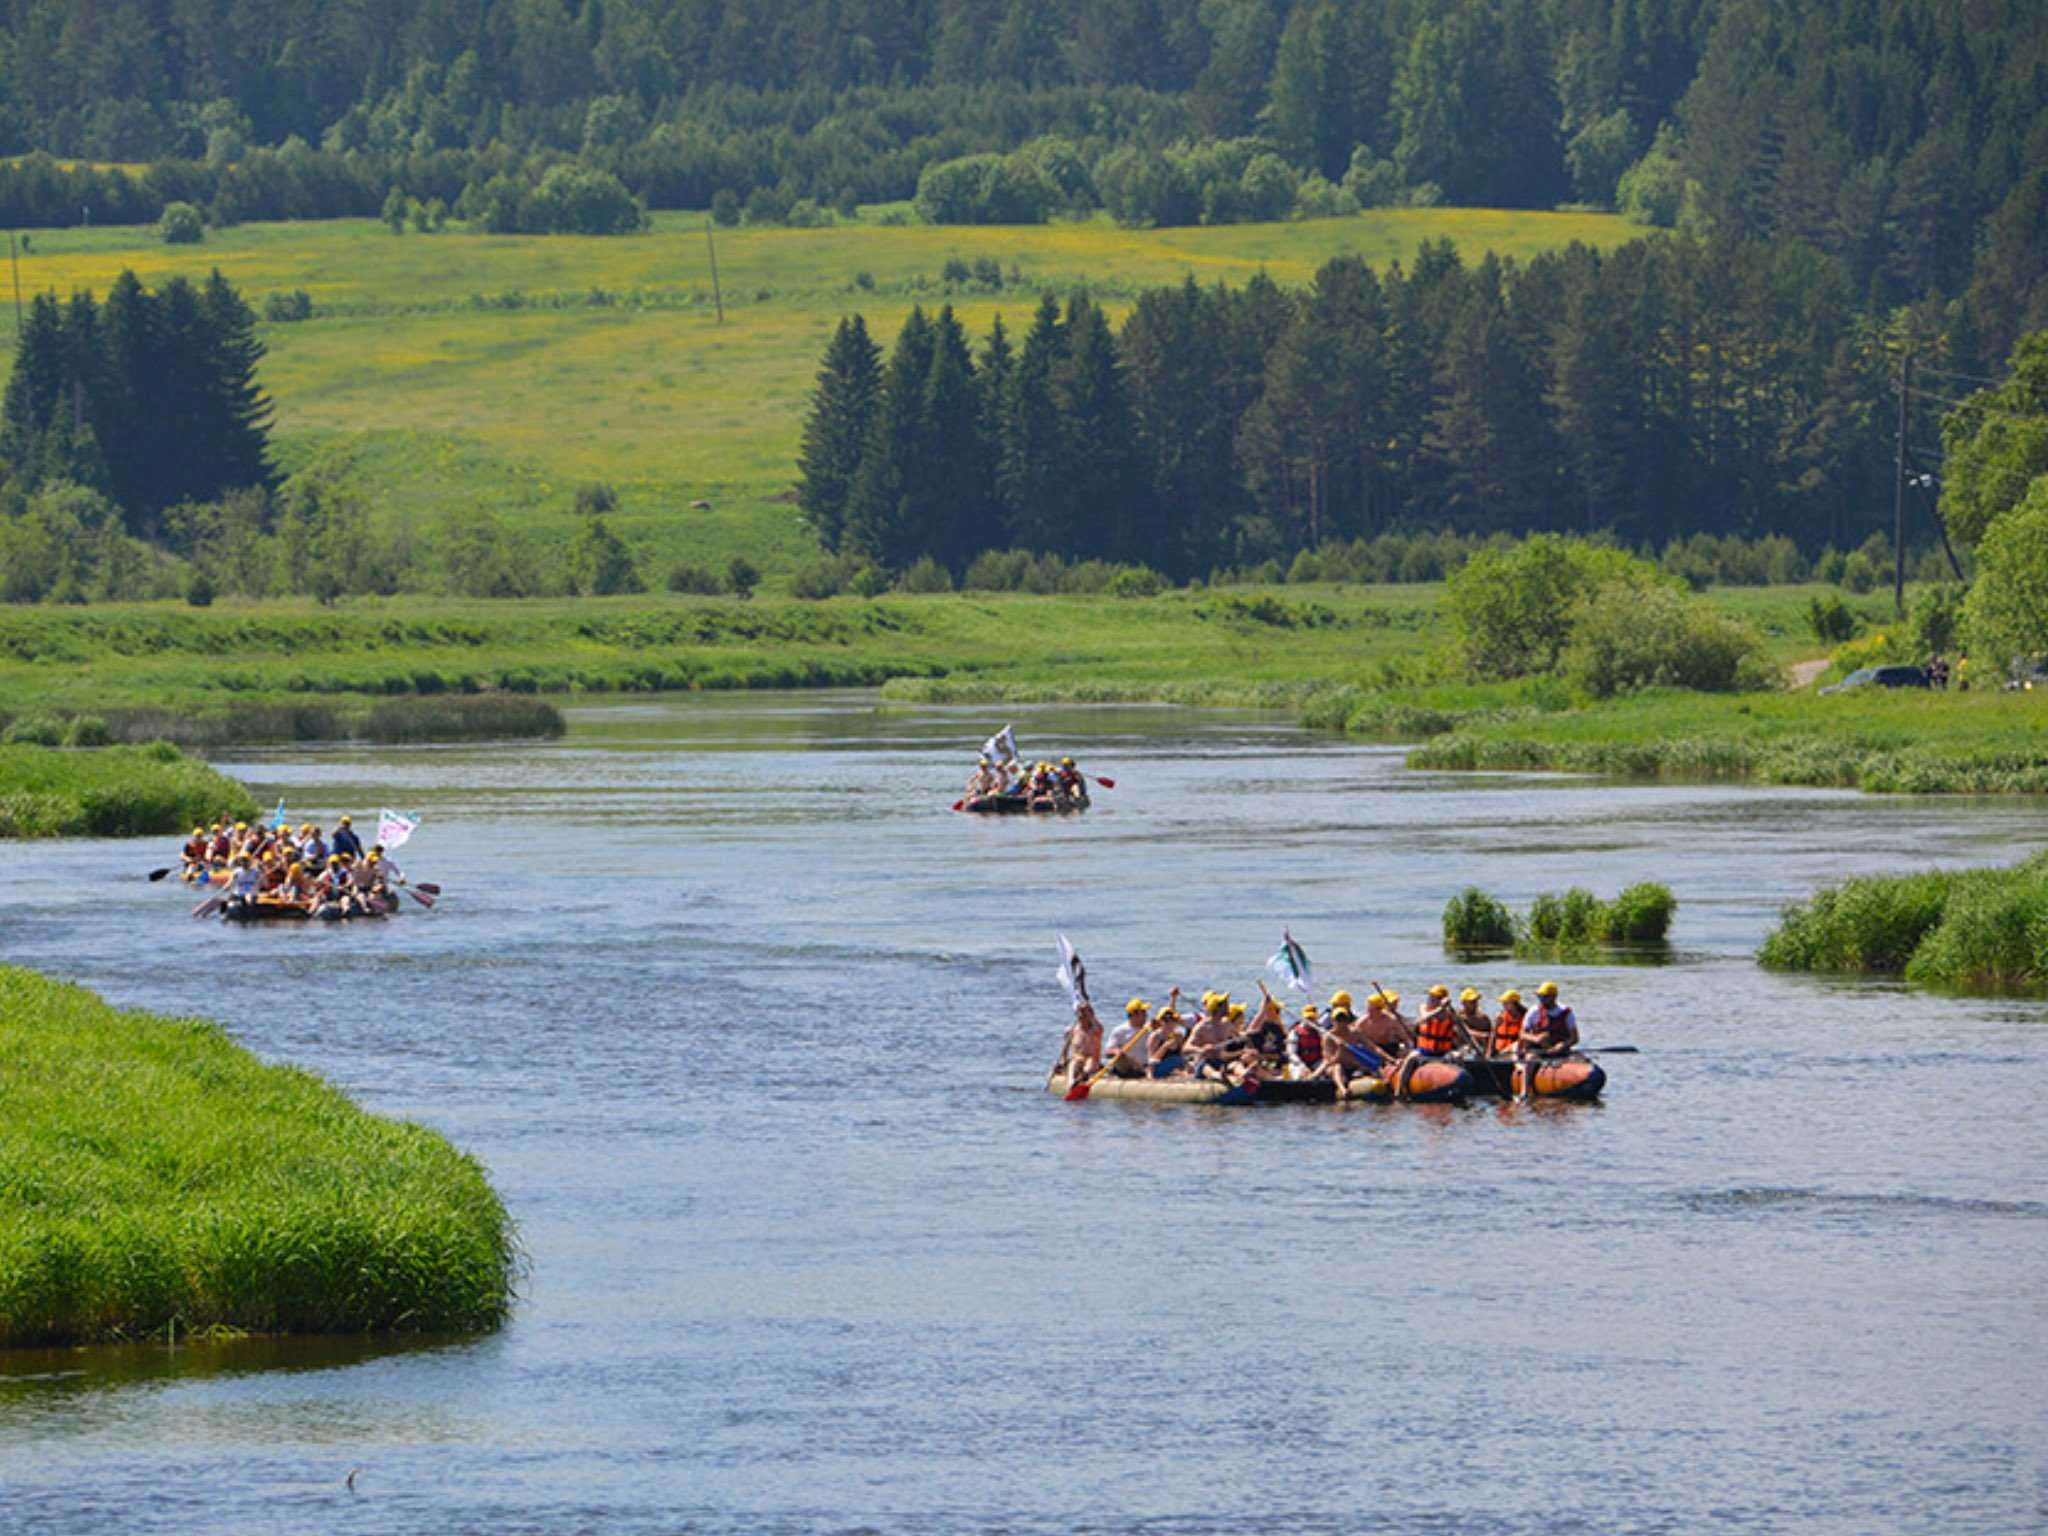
(1893, 350, 1910, 620)
(705, 216, 724, 325)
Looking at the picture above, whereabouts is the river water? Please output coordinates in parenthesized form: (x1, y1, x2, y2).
(2, 693, 2045, 1535)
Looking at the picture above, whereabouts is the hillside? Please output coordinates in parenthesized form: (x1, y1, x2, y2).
(0, 206, 1630, 584)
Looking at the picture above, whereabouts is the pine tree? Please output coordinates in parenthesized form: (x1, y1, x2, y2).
(918, 304, 987, 571)
(1000, 294, 1070, 551)
(797, 314, 883, 552)
(198, 268, 276, 505)
(1053, 295, 1149, 562)
(0, 292, 65, 481)
(844, 306, 935, 568)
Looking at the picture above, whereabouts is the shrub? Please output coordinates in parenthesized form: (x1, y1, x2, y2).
(1565, 581, 1771, 696)
(1448, 536, 1674, 679)
(1442, 887, 1517, 948)
(1759, 872, 1957, 973)
(2, 716, 63, 746)
(157, 201, 204, 243)
(897, 556, 953, 593)
(574, 482, 618, 516)
(1598, 882, 1677, 941)
(667, 562, 722, 595)
(710, 189, 740, 227)
(62, 715, 111, 748)
(1107, 566, 1166, 598)
(263, 289, 313, 322)
(1808, 593, 1859, 643)
(791, 556, 854, 599)
(185, 569, 216, 607)
(1840, 549, 1879, 594)
(847, 563, 889, 598)
(725, 556, 760, 600)
(525, 165, 644, 234)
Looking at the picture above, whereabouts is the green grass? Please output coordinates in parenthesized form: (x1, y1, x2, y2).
(1759, 851, 2048, 994)
(0, 208, 1633, 584)
(0, 585, 1450, 740)
(0, 967, 519, 1344)
(0, 742, 258, 837)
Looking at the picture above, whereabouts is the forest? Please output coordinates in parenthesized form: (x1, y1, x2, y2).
(0, 1, 2042, 363)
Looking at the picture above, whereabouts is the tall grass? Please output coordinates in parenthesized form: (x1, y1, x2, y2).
(0, 742, 258, 838)
(0, 967, 519, 1345)
(1760, 851, 2048, 992)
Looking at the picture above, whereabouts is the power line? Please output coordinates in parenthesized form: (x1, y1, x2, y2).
(1907, 385, 2042, 422)
(1913, 362, 2007, 389)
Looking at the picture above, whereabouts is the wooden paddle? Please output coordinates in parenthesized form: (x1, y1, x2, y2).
(404, 886, 435, 908)
(1066, 1022, 1151, 1101)
(1087, 774, 1116, 789)
(411, 882, 441, 895)
(191, 894, 225, 919)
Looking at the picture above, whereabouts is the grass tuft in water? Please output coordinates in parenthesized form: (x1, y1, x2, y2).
(1445, 882, 1677, 959)
(0, 743, 258, 838)
(0, 968, 520, 1346)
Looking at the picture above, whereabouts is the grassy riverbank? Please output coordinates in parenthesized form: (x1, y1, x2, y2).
(0, 967, 519, 1346)
(0, 742, 258, 837)
(1759, 851, 2048, 993)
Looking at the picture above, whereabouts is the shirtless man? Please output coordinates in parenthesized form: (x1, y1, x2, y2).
(1183, 993, 1239, 1081)
(1324, 991, 1384, 1097)
(1453, 988, 1491, 1054)
(1058, 1002, 1104, 1091)
(1235, 988, 1290, 1079)
(1358, 992, 1412, 1062)
(1146, 995, 1190, 1079)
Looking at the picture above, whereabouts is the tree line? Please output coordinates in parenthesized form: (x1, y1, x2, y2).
(1, 3, 2042, 363)
(1, 270, 273, 531)
(798, 231, 1913, 578)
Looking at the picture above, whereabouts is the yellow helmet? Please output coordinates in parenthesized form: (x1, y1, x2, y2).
(1301, 1004, 1319, 1020)
(1459, 988, 1481, 1003)
(1060, 756, 1074, 767)
(1537, 980, 1560, 998)
(288, 862, 303, 875)
(339, 814, 352, 825)
(1385, 991, 1400, 1006)
(1153, 1004, 1178, 1021)
(367, 849, 381, 861)
(1329, 990, 1352, 1010)
(299, 823, 312, 834)
(191, 826, 203, 837)
(1227, 1002, 1245, 1021)
(234, 822, 247, 831)
(1366, 992, 1387, 1008)
(1498, 989, 1523, 1006)
(1126, 998, 1148, 1016)
(1427, 984, 1449, 999)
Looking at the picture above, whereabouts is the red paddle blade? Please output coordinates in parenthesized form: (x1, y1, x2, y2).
(1064, 1079, 1093, 1101)
(1092, 776, 1115, 789)
(951, 800, 965, 812)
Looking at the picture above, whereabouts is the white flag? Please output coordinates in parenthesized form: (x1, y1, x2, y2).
(1266, 930, 1313, 994)
(377, 808, 420, 850)
(983, 724, 1019, 765)
(1056, 932, 1090, 1009)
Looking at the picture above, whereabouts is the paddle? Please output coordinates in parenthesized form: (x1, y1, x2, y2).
(411, 882, 441, 895)
(404, 886, 435, 909)
(191, 894, 225, 919)
(1067, 1022, 1151, 1101)
(1087, 774, 1115, 789)
(147, 866, 174, 882)
(950, 799, 966, 812)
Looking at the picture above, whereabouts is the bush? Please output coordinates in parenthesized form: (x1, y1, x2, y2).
(1808, 592, 1859, 643)
(1565, 581, 1771, 696)
(1442, 887, 1516, 947)
(157, 201, 204, 243)
(1107, 566, 1166, 598)
(525, 165, 644, 235)
(725, 556, 760, 600)
(263, 289, 313, 322)
(1909, 581, 1966, 657)
(897, 556, 953, 593)
(1962, 481, 2048, 677)
(791, 555, 856, 599)
(574, 482, 618, 516)
(1448, 536, 1674, 679)
(1840, 550, 1879, 594)
(186, 570, 216, 607)
(1598, 882, 1677, 942)
(1759, 872, 1957, 973)
(847, 563, 889, 598)
(62, 715, 111, 748)
(710, 189, 740, 227)
(667, 562, 722, 595)
(2, 716, 63, 746)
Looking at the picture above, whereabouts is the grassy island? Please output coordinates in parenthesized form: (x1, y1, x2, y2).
(0, 968, 518, 1346)
(0, 741, 259, 838)
(1759, 851, 2048, 995)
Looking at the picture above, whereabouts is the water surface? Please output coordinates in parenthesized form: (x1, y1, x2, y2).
(2, 693, 2043, 1534)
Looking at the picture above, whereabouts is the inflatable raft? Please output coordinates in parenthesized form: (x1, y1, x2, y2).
(1047, 1055, 1471, 1105)
(1461, 1054, 1606, 1101)
(964, 792, 1088, 815)
(220, 893, 399, 923)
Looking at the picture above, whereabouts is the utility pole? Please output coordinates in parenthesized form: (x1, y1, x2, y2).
(1894, 349, 1911, 620)
(704, 216, 724, 325)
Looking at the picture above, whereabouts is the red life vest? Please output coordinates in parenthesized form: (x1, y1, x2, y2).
(1415, 1008, 1457, 1056)
(1292, 1022, 1324, 1065)
(1493, 1010, 1523, 1051)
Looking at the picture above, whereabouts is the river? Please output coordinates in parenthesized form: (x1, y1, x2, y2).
(2, 693, 2044, 1534)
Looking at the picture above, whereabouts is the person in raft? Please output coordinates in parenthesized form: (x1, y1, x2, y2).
(1103, 998, 1153, 1078)
(1412, 984, 1461, 1059)
(1517, 981, 1579, 1057)
(1321, 991, 1385, 1097)
(1234, 989, 1291, 1076)
(1057, 1002, 1104, 1090)
(330, 813, 365, 862)
(1146, 999, 1191, 1079)
(1453, 988, 1492, 1053)
(1489, 990, 1528, 1056)
(1053, 756, 1086, 806)
(1183, 993, 1246, 1082)
(1289, 1003, 1326, 1077)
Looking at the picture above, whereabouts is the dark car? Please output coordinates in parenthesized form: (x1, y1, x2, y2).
(1819, 664, 1931, 695)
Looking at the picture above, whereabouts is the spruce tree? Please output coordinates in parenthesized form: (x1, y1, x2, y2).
(797, 314, 883, 552)
(1053, 295, 1147, 562)
(844, 307, 935, 569)
(198, 268, 277, 506)
(1000, 294, 1070, 551)
(918, 304, 986, 572)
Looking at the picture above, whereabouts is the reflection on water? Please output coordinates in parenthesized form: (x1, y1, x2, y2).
(2, 692, 2045, 1535)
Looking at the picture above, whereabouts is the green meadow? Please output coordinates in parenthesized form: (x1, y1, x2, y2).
(0, 207, 1632, 583)
(0, 966, 519, 1345)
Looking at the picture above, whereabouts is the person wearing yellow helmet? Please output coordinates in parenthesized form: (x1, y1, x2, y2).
(1490, 990, 1528, 1055)
(1146, 989, 1191, 1077)
(180, 825, 210, 879)
(1183, 990, 1239, 1080)
(331, 813, 365, 862)
(1051, 754, 1087, 809)
(1102, 999, 1152, 1079)
(1413, 984, 1460, 1057)
(1520, 981, 1579, 1057)
(1454, 987, 1490, 1054)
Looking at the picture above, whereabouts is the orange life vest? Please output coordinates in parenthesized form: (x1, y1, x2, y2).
(1492, 1010, 1523, 1051)
(1415, 1008, 1457, 1056)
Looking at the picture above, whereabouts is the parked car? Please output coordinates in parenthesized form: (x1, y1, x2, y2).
(1819, 664, 1931, 695)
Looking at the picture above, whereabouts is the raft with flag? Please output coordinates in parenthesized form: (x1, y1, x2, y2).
(954, 725, 1107, 814)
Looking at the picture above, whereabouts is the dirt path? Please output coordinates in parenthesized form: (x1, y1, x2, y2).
(1787, 658, 1830, 689)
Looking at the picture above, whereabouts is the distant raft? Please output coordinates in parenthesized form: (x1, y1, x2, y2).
(963, 791, 1089, 816)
